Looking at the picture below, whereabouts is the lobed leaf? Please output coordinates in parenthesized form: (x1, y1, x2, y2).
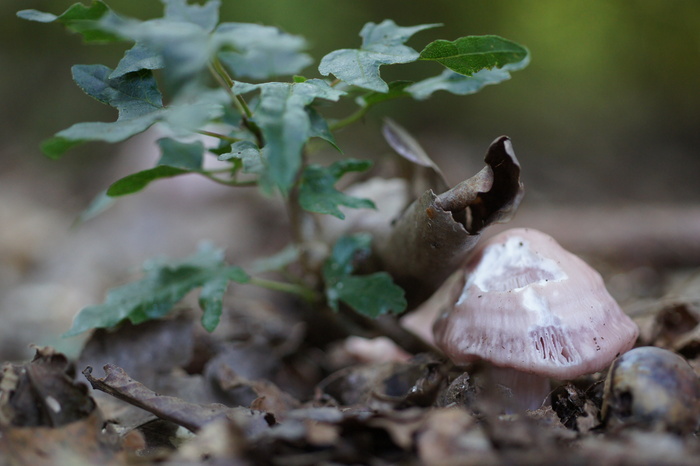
(107, 138, 204, 196)
(65, 243, 249, 336)
(299, 159, 375, 219)
(42, 112, 165, 159)
(110, 43, 164, 78)
(198, 275, 229, 332)
(107, 166, 190, 197)
(323, 234, 373, 282)
(323, 234, 407, 316)
(42, 65, 166, 158)
(159, 137, 205, 168)
(329, 274, 407, 318)
(17, 1, 122, 43)
(72, 65, 163, 119)
(307, 107, 340, 152)
(73, 190, 116, 225)
(318, 20, 439, 92)
(216, 23, 312, 79)
(419, 35, 528, 76)
(407, 52, 530, 99)
(163, 0, 220, 32)
(94, 10, 212, 95)
(218, 141, 264, 174)
(235, 80, 345, 193)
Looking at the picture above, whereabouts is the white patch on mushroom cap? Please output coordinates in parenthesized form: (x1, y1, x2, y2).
(458, 234, 567, 302)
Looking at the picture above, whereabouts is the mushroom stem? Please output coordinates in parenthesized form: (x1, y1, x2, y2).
(484, 366, 551, 412)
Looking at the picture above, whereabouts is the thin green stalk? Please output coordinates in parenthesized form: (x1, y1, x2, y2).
(329, 106, 370, 131)
(197, 130, 241, 143)
(198, 171, 257, 187)
(210, 58, 254, 119)
(249, 277, 320, 303)
(207, 60, 264, 147)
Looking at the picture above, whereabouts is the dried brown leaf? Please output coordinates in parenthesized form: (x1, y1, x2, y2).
(375, 136, 523, 305)
(78, 317, 195, 390)
(170, 417, 247, 464)
(0, 346, 94, 428)
(0, 410, 125, 466)
(415, 407, 497, 465)
(83, 364, 271, 436)
(318, 354, 446, 409)
(382, 118, 450, 198)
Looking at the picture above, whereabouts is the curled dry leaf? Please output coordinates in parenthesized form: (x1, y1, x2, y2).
(83, 364, 271, 436)
(647, 271, 700, 358)
(381, 118, 450, 199)
(376, 135, 523, 305)
(0, 347, 124, 465)
(0, 346, 95, 427)
(317, 353, 446, 409)
(0, 409, 124, 466)
(78, 317, 195, 390)
(415, 407, 496, 465)
(170, 417, 247, 463)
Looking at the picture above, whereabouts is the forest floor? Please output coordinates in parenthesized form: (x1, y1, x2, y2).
(1, 146, 699, 465)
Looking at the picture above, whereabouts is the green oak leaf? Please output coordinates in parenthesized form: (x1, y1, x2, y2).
(216, 23, 313, 79)
(72, 65, 163, 119)
(307, 107, 340, 152)
(328, 274, 408, 318)
(65, 243, 249, 336)
(110, 43, 164, 78)
(73, 190, 117, 225)
(318, 20, 439, 92)
(235, 80, 345, 193)
(323, 234, 373, 281)
(407, 52, 530, 100)
(42, 112, 165, 159)
(218, 141, 264, 174)
(42, 65, 166, 158)
(155, 137, 204, 169)
(299, 159, 375, 219)
(17, 1, 121, 42)
(95, 9, 212, 95)
(163, 0, 220, 32)
(419, 35, 529, 76)
(323, 234, 406, 317)
(198, 275, 230, 331)
(107, 138, 204, 196)
(107, 166, 189, 197)
(161, 88, 229, 134)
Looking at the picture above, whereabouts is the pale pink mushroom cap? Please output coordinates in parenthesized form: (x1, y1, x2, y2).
(433, 228, 639, 380)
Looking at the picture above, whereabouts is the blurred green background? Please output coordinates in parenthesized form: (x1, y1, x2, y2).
(3, 0, 700, 207)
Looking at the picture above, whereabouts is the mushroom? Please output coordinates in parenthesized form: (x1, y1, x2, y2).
(433, 227, 639, 412)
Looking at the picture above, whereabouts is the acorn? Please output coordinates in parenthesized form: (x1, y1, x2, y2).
(601, 346, 700, 434)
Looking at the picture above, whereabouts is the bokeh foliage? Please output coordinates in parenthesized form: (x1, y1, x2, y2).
(5, 0, 700, 202)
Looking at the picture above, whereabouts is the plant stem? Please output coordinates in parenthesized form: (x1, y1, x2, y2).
(197, 130, 241, 143)
(208, 59, 264, 147)
(249, 277, 320, 303)
(198, 171, 257, 187)
(210, 58, 254, 119)
(329, 106, 370, 131)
